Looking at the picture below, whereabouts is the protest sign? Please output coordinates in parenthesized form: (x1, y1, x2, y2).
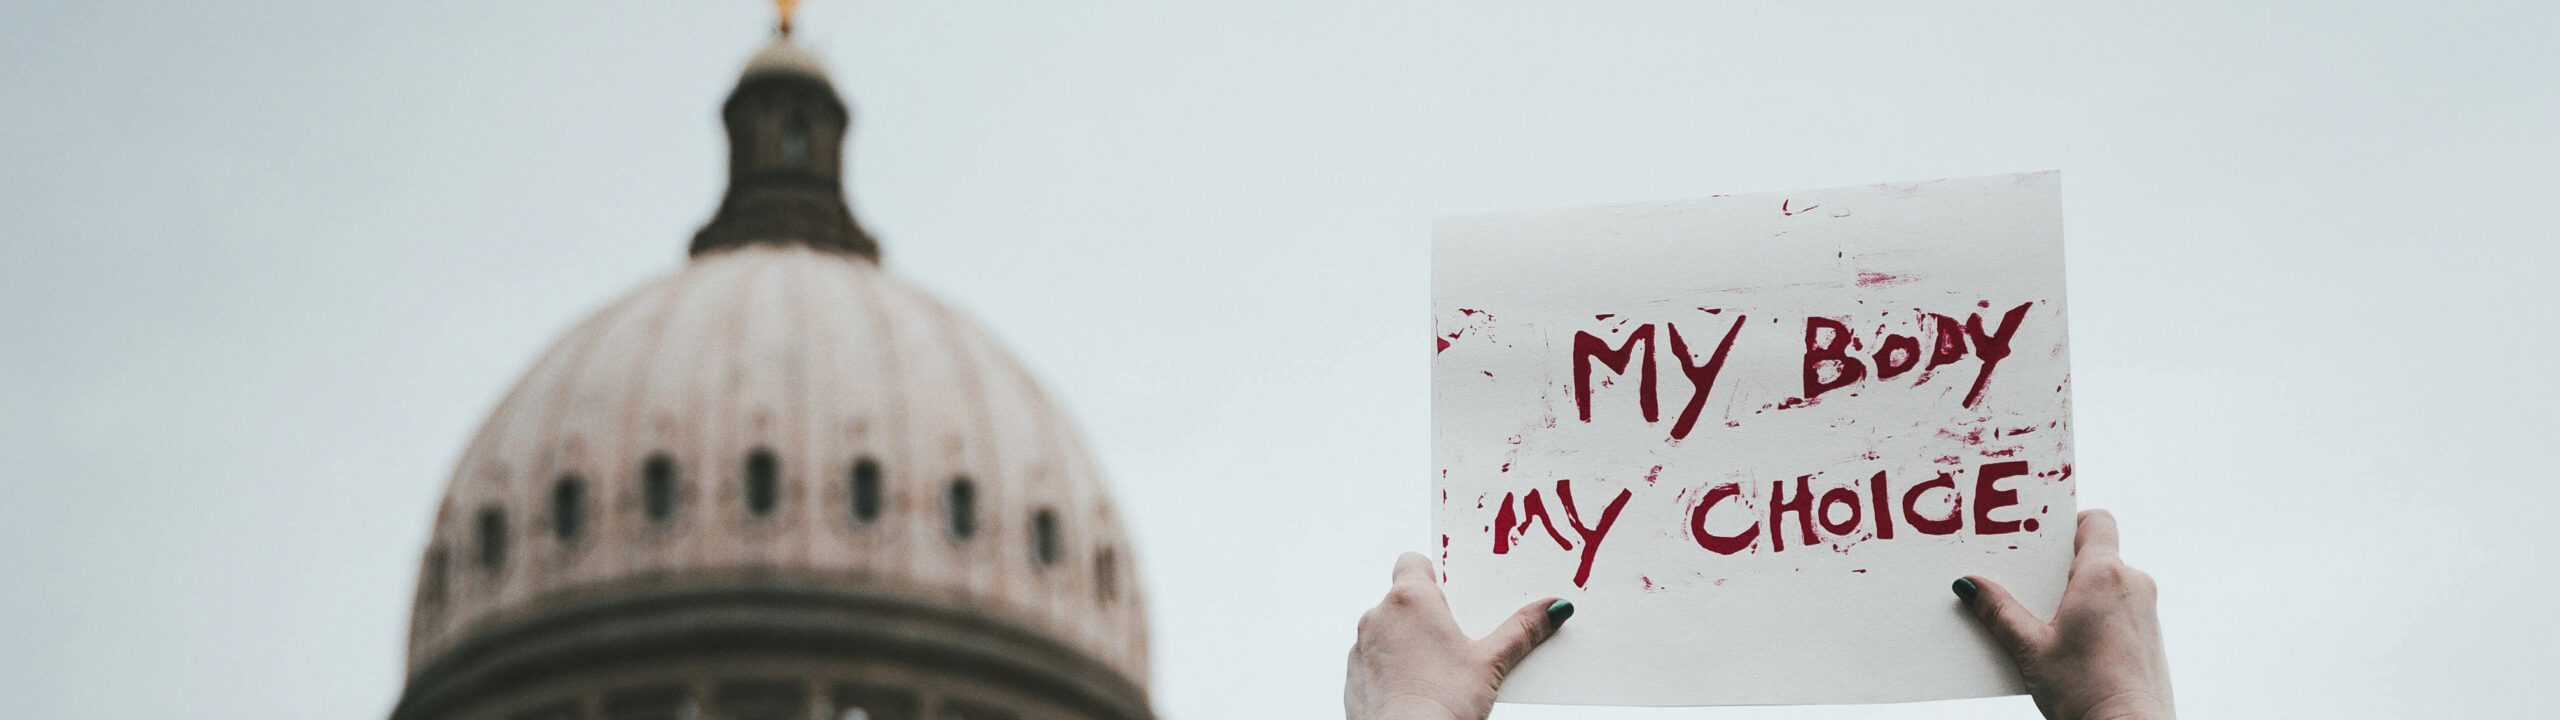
(1431, 171, 2074, 705)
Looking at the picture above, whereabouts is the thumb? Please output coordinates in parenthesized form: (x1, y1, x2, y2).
(1478, 597, 1572, 681)
(1954, 576, 2051, 661)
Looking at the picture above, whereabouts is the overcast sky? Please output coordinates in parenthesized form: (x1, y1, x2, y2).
(5, 1, 2556, 718)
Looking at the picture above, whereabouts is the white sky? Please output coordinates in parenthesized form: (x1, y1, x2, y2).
(3, 2, 2555, 718)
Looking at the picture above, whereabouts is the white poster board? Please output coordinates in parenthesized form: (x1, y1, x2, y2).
(1431, 172, 2075, 706)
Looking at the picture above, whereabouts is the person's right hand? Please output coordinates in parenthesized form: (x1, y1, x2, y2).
(1957, 509, 2175, 720)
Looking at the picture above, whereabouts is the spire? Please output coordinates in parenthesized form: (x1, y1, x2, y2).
(690, 11, 878, 260)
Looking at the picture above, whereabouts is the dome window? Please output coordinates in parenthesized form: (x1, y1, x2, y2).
(780, 117, 812, 168)
(850, 457, 883, 522)
(476, 506, 508, 570)
(420, 546, 449, 606)
(1031, 509, 1060, 567)
(945, 477, 976, 541)
(1096, 547, 1119, 603)
(552, 473, 587, 543)
(642, 453, 678, 522)
(745, 447, 781, 517)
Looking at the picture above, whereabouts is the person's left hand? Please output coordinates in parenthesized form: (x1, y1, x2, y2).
(1345, 552, 1572, 720)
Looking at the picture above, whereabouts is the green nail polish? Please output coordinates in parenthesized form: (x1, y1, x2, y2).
(1952, 577, 1978, 602)
(1546, 599, 1575, 627)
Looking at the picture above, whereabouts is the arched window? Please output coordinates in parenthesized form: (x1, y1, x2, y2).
(850, 457, 883, 522)
(552, 473, 586, 543)
(1030, 508, 1060, 566)
(476, 506, 508, 570)
(780, 115, 811, 168)
(1095, 547, 1119, 602)
(745, 447, 780, 517)
(642, 454, 678, 522)
(420, 546, 449, 605)
(945, 477, 976, 540)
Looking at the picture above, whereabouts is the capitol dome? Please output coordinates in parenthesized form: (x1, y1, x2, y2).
(391, 28, 1149, 720)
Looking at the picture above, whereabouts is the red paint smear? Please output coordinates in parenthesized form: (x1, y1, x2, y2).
(1775, 396, 1816, 410)
(1436, 337, 1449, 354)
(1595, 313, 1615, 321)
(2058, 464, 2074, 482)
(2008, 425, 2039, 436)
(1852, 569, 1868, 574)
(1500, 462, 1512, 473)
(1459, 308, 1484, 316)
(1643, 465, 1663, 486)
(1981, 447, 2019, 457)
(1937, 427, 1987, 445)
(1855, 271, 1914, 287)
(1699, 307, 1723, 314)
(1482, 370, 1494, 378)
(1934, 455, 1963, 465)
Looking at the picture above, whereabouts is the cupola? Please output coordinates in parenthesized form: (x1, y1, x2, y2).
(689, 27, 878, 259)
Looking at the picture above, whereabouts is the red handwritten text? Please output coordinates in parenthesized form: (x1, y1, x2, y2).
(1490, 478, 1635, 588)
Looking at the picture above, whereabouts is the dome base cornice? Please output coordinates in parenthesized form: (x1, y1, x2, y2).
(392, 573, 1152, 720)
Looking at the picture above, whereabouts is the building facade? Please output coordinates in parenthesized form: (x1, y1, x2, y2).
(388, 31, 1150, 720)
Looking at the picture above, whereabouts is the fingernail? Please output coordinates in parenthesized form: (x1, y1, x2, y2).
(1546, 599, 1575, 627)
(1951, 577, 1978, 602)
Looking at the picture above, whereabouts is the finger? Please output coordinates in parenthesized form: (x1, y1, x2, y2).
(2074, 509, 2120, 561)
(1384, 552, 1448, 609)
(1477, 597, 1569, 680)
(1955, 575, 2052, 660)
(1391, 551, 1436, 589)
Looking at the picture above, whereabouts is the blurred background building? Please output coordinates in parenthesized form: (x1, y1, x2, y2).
(387, 20, 1151, 720)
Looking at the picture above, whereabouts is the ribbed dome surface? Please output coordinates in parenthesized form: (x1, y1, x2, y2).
(405, 245, 1147, 688)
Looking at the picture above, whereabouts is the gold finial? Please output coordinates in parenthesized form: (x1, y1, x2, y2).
(776, 0, 800, 35)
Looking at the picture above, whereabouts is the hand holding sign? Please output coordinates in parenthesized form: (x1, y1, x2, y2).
(1344, 509, 2175, 720)
(1343, 553, 1570, 720)
(1431, 172, 2079, 705)
(1961, 510, 2178, 720)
